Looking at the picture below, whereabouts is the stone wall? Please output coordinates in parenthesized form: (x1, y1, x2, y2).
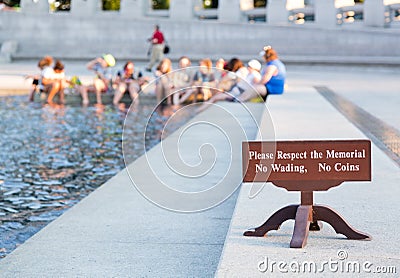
(0, 12, 399, 64)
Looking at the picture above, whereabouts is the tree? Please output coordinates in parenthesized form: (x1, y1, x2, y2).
(4, 0, 20, 7)
(254, 0, 266, 8)
(152, 0, 169, 10)
(102, 0, 120, 11)
(203, 0, 218, 9)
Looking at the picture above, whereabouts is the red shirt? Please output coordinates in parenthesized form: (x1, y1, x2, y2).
(152, 30, 164, 44)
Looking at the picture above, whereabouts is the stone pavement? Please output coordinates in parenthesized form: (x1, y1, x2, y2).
(0, 62, 399, 277)
(216, 71, 400, 277)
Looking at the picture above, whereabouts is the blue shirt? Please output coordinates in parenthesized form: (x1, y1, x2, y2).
(262, 59, 286, 95)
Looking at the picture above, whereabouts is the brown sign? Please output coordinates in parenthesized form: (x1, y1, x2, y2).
(243, 140, 371, 183)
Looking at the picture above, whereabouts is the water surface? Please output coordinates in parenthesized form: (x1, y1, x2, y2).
(0, 96, 194, 258)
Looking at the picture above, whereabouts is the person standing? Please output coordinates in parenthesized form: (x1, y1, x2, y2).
(146, 25, 165, 71)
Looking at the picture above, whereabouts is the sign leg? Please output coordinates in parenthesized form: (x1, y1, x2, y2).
(244, 205, 298, 237)
(313, 205, 371, 240)
(290, 205, 312, 248)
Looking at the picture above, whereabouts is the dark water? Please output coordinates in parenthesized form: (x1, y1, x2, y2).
(0, 96, 194, 259)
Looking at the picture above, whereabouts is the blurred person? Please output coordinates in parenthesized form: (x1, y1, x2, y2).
(237, 45, 286, 102)
(215, 58, 225, 72)
(225, 57, 249, 95)
(26, 58, 48, 102)
(38, 56, 64, 105)
(154, 58, 173, 105)
(113, 61, 147, 107)
(172, 56, 195, 105)
(79, 54, 116, 107)
(197, 59, 262, 112)
(229, 58, 262, 96)
(213, 57, 248, 97)
(179, 58, 216, 104)
(245, 59, 262, 86)
(51, 59, 66, 104)
(214, 58, 226, 81)
(146, 25, 165, 71)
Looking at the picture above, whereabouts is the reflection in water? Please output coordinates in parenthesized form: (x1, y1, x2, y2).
(0, 96, 194, 259)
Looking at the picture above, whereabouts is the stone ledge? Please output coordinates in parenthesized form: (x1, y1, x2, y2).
(0, 40, 18, 63)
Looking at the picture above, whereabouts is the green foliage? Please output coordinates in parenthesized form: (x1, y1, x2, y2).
(203, 0, 218, 9)
(103, 0, 120, 11)
(55, 0, 71, 11)
(152, 0, 170, 10)
(254, 0, 266, 8)
(4, 0, 20, 7)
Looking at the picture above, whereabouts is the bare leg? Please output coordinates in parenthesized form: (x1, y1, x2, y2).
(78, 85, 89, 106)
(237, 84, 266, 102)
(172, 91, 180, 105)
(113, 83, 127, 106)
(166, 94, 172, 105)
(155, 76, 169, 104)
(128, 82, 140, 102)
(95, 90, 102, 106)
(28, 85, 37, 102)
(193, 88, 199, 103)
(202, 88, 212, 101)
(196, 92, 232, 113)
(47, 82, 61, 105)
(155, 82, 163, 104)
(178, 88, 195, 104)
(59, 82, 65, 105)
(201, 81, 216, 101)
(94, 79, 106, 106)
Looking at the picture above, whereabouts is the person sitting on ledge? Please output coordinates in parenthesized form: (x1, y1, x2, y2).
(39, 56, 65, 106)
(154, 58, 174, 105)
(113, 61, 147, 108)
(79, 54, 116, 107)
(51, 60, 67, 104)
(171, 56, 195, 105)
(26, 58, 48, 102)
(178, 58, 216, 104)
(236, 45, 286, 102)
(198, 58, 261, 110)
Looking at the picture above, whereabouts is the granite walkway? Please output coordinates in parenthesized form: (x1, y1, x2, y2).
(0, 63, 399, 277)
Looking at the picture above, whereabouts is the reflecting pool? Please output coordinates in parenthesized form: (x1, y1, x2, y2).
(0, 96, 194, 258)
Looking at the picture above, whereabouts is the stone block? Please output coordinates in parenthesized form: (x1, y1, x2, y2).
(0, 40, 18, 63)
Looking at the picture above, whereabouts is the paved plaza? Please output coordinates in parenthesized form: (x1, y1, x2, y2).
(0, 61, 398, 276)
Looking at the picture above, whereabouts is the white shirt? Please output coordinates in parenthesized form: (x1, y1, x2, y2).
(41, 66, 55, 79)
(245, 70, 261, 86)
(53, 72, 65, 80)
(235, 67, 250, 90)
